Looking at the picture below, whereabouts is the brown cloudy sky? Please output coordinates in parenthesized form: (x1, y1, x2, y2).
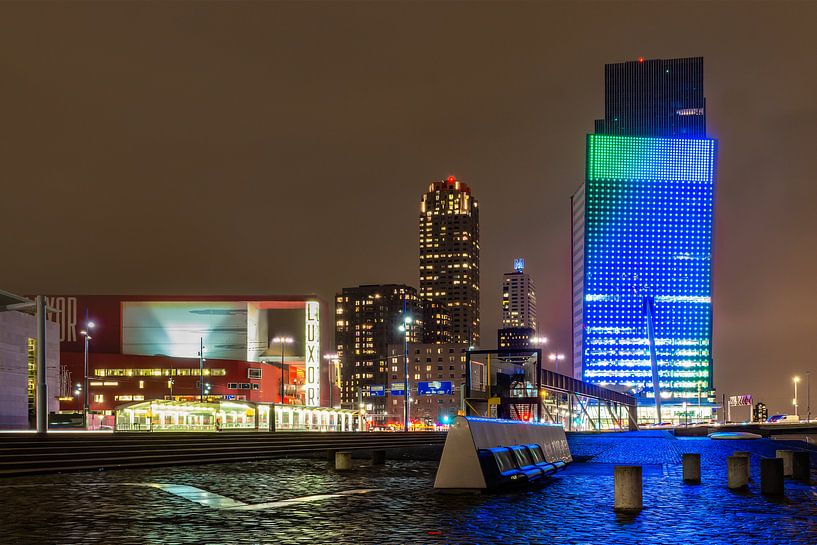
(2, 1, 816, 416)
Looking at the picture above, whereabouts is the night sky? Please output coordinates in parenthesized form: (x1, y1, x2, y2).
(2, 2, 816, 416)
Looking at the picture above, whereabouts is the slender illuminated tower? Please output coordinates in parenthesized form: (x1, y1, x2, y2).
(498, 258, 537, 350)
(419, 176, 480, 346)
(501, 258, 537, 330)
(572, 57, 716, 417)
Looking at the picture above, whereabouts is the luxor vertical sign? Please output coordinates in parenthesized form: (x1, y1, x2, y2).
(305, 301, 320, 406)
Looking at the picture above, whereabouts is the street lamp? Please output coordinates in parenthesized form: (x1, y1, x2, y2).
(198, 339, 207, 402)
(793, 376, 800, 417)
(358, 391, 366, 432)
(398, 315, 412, 432)
(549, 353, 565, 375)
(323, 353, 340, 409)
(273, 336, 294, 404)
(80, 321, 95, 429)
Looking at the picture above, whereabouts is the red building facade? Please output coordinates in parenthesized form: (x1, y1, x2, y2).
(48, 295, 327, 414)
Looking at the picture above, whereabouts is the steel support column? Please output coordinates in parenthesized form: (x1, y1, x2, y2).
(575, 395, 598, 431)
(35, 296, 48, 434)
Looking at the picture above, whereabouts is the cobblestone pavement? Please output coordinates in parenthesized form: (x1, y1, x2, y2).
(0, 433, 815, 544)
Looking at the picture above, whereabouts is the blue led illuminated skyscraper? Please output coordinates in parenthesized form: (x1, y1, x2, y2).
(572, 57, 716, 417)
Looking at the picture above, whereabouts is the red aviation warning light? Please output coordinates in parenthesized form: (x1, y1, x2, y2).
(638, 57, 645, 63)
(446, 175, 456, 183)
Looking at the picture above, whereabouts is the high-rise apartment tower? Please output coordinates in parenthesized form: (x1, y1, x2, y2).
(497, 258, 537, 351)
(419, 176, 480, 346)
(335, 285, 422, 423)
(500, 258, 537, 330)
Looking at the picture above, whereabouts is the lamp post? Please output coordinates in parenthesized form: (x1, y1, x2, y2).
(198, 338, 207, 402)
(549, 353, 565, 375)
(323, 353, 340, 409)
(530, 337, 548, 377)
(357, 387, 365, 431)
(80, 321, 95, 429)
(807, 371, 811, 422)
(793, 376, 800, 417)
(398, 316, 412, 432)
(273, 336, 294, 404)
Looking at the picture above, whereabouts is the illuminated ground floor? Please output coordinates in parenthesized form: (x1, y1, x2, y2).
(115, 399, 358, 432)
(636, 402, 718, 425)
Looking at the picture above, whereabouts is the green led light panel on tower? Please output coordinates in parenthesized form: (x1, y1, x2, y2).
(587, 135, 716, 182)
(579, 134, 717, 402)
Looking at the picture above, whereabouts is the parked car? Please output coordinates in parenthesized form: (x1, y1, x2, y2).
(766, 414, 800, 423)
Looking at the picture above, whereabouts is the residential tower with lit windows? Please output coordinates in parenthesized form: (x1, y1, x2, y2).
(335, 285, 422, 424)
(419, 177, 480, 346)
(497, 258, 538, 351)
(572, 57, 716, 419)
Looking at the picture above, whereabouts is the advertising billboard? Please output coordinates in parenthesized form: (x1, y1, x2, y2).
(729, 395, 753, 407)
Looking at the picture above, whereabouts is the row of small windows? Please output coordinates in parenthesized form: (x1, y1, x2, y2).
(95, 368, 226, 377)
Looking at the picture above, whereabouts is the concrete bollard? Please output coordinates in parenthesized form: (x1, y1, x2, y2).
(776, 450, 794, 477)
(682, 453, 701, 483)
(371, 449, 386, 465)
(792, 451, 811, 483)
(727, 456, 749, 489)
(614, 466, 642, 511)
(335, 451, 352, 471)
(761, 457, 785, 496)
(733, 451, 751, 481)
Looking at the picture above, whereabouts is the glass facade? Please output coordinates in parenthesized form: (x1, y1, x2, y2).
(575, 134, 716, 401)
(594, 57, 706, 138)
